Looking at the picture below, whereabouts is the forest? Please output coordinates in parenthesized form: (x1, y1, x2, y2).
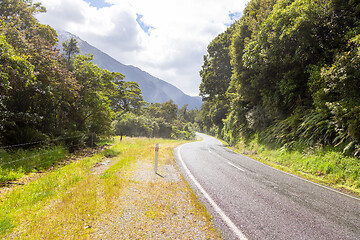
(199, 0, 360, 157)
(0, 0, 198, 149)
(2, 0, 360, 158)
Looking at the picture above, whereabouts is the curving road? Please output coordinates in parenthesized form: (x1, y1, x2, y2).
(175, 133, 360, 240)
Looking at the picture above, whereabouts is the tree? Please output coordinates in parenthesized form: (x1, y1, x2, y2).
(144, 100, 178, 123)
(0, 0, 45, 27)
(0, 1, 80, 144)
(178, 104, 189, 122)
(161, 100, 178, 123)
(313, 34, 360, 147)
(199, 27, 233, 101)
(111, 81, 144, 114)
(0, 34, 36, 144)
(198, 0, 360, 153)
(62, 37, 80, 63)
(70, 54, 123, 135)
(114, 112, 159, 138)
(199, 25, 236, 137)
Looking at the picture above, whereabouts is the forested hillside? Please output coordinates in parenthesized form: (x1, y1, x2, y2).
(200, 0, 360, 156)
(0, 0, 197, 147)
(57, 30, 202, 110)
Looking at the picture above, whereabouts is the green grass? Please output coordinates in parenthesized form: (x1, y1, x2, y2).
(0, 150, 103, 236)
(232, 137, 360, 196)
(0, 146, 68, 183)
(0, 137, 187, 238)
(0, 136, 118, 184)
(0, 137, 221, 239)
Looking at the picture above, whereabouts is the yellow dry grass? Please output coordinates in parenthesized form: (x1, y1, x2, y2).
(1, 137, 220, 239)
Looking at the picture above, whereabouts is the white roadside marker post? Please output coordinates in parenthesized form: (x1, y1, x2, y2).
(155, 143, 159, 174)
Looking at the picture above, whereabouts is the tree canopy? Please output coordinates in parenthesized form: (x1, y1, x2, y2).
(0, 0, 198, 147)
(199, 0, 360, 155)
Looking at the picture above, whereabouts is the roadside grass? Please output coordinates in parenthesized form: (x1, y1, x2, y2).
(0, 136, 116, 184)
(89, 139, 219, 239)
(231, 138, 360, 197)
(1, 137, 143, 238)
(0, 146, 68, 183)
(0, 152, 103, 237)
(0, 137, 219, 239)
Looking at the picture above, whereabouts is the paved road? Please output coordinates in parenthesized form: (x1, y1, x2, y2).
(175, 133, 360, 240)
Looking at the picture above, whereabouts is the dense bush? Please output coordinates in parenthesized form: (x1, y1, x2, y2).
(1, 1, 198, 147)
(113, 102, 197, 140)
(199, 0, 360, 157)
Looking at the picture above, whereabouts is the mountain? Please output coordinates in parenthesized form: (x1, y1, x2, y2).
(57, 30, 202, 109)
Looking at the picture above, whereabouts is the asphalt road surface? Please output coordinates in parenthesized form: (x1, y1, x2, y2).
(175, 133, 360, 240)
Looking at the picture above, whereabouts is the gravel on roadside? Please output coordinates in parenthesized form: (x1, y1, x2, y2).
(91, 150, 220, 239)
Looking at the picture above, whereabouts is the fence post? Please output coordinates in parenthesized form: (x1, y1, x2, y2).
(155, 143, 159, 174)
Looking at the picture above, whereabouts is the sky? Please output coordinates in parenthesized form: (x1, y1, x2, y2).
(35, 0, 250, 96)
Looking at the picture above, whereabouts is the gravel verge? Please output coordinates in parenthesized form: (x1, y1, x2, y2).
(91, 153, 220, 239)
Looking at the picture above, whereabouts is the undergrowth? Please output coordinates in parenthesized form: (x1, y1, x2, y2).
(0, 136, 117, 184)
(0, 137, 208, 238)
(235, 136, 360, 196)
(0, 152, 102, 236)
(0, 146, 68, 183)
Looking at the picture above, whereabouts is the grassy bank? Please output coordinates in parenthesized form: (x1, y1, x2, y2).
(230, 138, 360, 197)
(0, 137, 148, 237)
(0, 137, 219, 239)
(0, 146, 68, 183)
(0, 137, 116, 184)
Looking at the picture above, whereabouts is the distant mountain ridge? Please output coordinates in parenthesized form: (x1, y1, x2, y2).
(57, 30, 202, 109)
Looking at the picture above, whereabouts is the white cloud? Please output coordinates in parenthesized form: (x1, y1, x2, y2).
(36, 0, 250, 96)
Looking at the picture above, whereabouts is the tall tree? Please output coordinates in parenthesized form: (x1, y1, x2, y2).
(214, 0, 277, 142)
(0, 0, 80, 144)
(111, 81, 144, 114)
(62, 38, 80, 63)
(199, 25, 236, 136)
(199, 27, 233, 101)
(70, 54, 123, 135)
(198, 0, 360, 154)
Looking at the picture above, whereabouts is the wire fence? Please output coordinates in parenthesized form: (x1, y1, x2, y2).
(0, 134, 89, 170)
(0, 134, 86, 150)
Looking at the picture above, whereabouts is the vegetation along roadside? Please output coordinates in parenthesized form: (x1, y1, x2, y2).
(223, 137, 360, 197)
(1, 2, 215, 237)
(0, 137, 220, 239)
(199, 0, 360, 197)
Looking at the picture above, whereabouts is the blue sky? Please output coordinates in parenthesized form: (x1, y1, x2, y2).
(136, 14, 154, 35)
(228, 12, 243, 24)
(84, 0, 112, 8)
(36, 0, 250, 96)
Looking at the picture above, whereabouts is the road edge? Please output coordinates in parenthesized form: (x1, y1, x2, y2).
(175, 144, 248, 240)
